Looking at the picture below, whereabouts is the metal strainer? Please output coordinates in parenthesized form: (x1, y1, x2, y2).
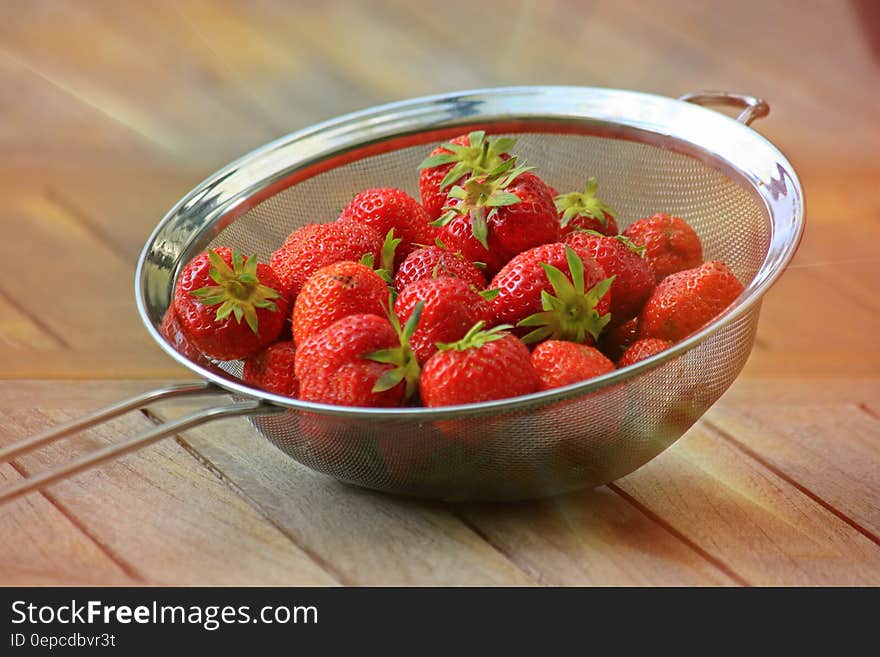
(1, 87, 804, 502)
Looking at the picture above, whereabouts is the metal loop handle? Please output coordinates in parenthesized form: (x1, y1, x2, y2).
(0, 382, 280, 504)
(679, 90, 770, 126)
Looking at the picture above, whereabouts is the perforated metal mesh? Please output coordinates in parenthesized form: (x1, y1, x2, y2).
(202, 130, 769, 500)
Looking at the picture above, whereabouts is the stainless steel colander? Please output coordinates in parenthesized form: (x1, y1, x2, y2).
(1, 87, 804, 502)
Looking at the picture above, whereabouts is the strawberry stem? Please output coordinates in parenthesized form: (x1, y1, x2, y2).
(189, 249, 280, 335)
(418, 131, 518, 191)
(517, 246, 614, 344)
(436, 321, 513, 352)
(364, 299, 424, 400)
(554, 177, 616, 229)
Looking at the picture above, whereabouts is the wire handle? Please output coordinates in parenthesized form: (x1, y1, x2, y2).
(679, 90, 770, 126)
(0, 381, 279, 504)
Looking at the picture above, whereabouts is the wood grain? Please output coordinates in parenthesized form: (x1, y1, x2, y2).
(456, 489, 738, 586)
(0, 463, 133, 585)
(1, 407, 337, 585)
(614, 424, 880, 586)
(707, 403, 880, 539)
(0, 0, 878, 586)
(152, 403, 536, 586)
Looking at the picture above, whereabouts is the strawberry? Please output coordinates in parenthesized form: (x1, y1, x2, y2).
(269, 221, 382, 298)
(637, 260, 744, 342)
(564, 230, 654, 321)
(433, 214, 507, 276)
(295, 307, 422, 407)
(489, 243, 614, 345)
(418, 131, 515, 220)
(393, 244, 486, 293)
(622, 213, 702, 282)
(435, 166, 560, 276)
(555, 178, 619, 236)
(598, 317, 638, 361)
(338, 188, 435, 266)
(173, 247, 288, 361)
(420, 323, 539, 407)
(531, 340, 616, 390)
(292, 261, 389, 345)
(243, 341, 299, 397)
(159, 308, 209, 365)
(618, 338, 673, 367)
(394, 276, 496, 365)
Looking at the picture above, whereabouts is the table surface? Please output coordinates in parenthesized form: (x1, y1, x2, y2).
(1, 0, 878, 586)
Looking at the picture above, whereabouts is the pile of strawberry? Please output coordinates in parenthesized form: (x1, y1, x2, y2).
(162, 131, 744, 408)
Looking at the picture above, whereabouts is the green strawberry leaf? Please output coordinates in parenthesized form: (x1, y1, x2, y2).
(372, 367, 406, 392)
(520, 325, 555, 345)
(471, 208, 489, 250)
(485, 191, 521, 207)
(439, 161, 472, 190)
(554, 177, 616, 228)
(189, 249, 281, 335)
(566, 245, 585, 295)
(364, 348, 402, 364)
(418, 153, 459, 169)
(402, 301, 424, 343)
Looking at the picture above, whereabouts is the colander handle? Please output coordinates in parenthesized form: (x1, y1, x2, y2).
(0, 381, 280, 504)
(679, 90, 770, 126)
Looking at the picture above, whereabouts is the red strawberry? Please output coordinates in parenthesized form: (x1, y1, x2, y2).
(159, 308, 209, 364)
(394, 276, 495, 365)
(173, 247, 288, 361)
(555, 178, 619, 236)
(420, 323, 539, 407)
(618, 338, 673, 367)
(418, 131, 515, 219)
(638, 261, 744, 342)
(243, 341, 299, 397)
(338, 188, 435, 266)
(564, 230, 654, 321)
(622, 213, 702, 282)
(292, 261, 389, 345)
(598, 317, 638, 361)
(489, 243, 613, 345)
(393, 245, 486, 293)
(269, 221, 382, 298)
(531, 340, 616, 390)
(433, 214, 507, 275)
(435, 167, 560, 276)
(295, 308, 422, 407)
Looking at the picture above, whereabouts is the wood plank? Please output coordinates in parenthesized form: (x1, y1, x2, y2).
(458, 487, 737, 586)
(614, 424, 880, 585)
(718, 376, 879, 404)
(153, 402, 536, 586)
(39, 167, 202, 263)
(741, 251, 880, 375)
(1, 406, 338, 585)
(3, 381, 735, 585)
(0, 380, 175, 409)
(0, 0, 274, 165)
(0, 462, 133, 585)
(741, 349, 880, 378)
(707, 402, 880, 539)
(0, 289, 64, 351)
(0, 0, 877, 588)
(0, 49, 174, 167)
(0, 191, 187, 379)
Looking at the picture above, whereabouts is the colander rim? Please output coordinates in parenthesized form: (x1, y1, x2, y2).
(135, 85, 805, 420)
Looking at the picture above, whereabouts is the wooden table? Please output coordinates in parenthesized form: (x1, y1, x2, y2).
(1, 0, 878, 586)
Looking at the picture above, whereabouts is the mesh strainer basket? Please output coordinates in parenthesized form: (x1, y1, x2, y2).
(1, 87, 804, 502)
